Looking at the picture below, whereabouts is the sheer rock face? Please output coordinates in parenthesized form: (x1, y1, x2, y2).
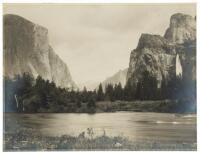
(165, 13, 196, 81)
(176, 40, 196, 81)
(127, 34, 176, 88)
(127, 13, 196, 88)
(4, 14, 76, 88)
(164, 13, 196, 44)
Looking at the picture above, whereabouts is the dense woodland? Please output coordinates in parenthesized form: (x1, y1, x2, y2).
(4, 72, 196, 113)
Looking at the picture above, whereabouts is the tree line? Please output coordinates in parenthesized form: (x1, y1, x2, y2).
(4, 71, 196, 113)
(5, 73, 97, 113)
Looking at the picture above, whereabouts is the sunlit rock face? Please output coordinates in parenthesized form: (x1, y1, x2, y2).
(127, 34, 176, 88)
(164, 13, 196, 82)
(3, 14, 76, 88)
(127, 13, 196, 88)
(164, 13, 196, 44)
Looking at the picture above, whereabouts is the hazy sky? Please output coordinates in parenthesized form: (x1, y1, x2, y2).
(3, 3, 196, 85)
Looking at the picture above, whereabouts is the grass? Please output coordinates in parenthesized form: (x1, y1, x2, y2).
(4, 128, 197, 151)
(95, 100, 193, 113)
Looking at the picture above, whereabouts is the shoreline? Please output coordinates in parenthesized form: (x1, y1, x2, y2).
(4, 100, 196, 114)
(4, 128, 197, 151)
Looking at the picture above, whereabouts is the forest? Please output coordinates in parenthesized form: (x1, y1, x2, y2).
(4, 72, 196, 113)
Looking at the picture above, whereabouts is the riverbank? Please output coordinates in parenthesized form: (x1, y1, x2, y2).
(27, 100, 195, 114)
(4, 128, 196, 151)
(96, 100, 196, 113)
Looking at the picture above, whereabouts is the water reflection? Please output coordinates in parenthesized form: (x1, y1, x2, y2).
(5, 112, 196, 143)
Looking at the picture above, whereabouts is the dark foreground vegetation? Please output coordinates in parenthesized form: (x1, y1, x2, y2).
(4, 72, 196, 113)
(4, 128, 196, 151)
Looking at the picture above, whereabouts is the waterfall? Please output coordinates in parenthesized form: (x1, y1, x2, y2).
(14, 94, 19, 108)
(176, 54, 182, 77)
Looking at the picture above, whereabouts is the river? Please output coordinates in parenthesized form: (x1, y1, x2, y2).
(4, 112, 196, 143)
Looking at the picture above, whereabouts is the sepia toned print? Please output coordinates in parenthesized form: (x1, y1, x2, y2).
(3, 3, 196, 151)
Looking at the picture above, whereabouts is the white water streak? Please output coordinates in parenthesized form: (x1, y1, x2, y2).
(176, 54, 182, 77)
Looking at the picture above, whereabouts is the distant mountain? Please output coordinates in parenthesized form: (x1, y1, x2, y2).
(78, 69, 128, 91)
(3, 14, 76, 89)
(101, 68, 128, 89)
(127, 13, 196, 88)
(77, 81, 100, 91)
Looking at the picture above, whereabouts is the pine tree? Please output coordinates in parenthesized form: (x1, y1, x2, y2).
(105, 84, 115, 101)
(97, 83, 104, 101)
(113, 83, 123, 100)
(135, 71, 158, 100)
(82, 86, 88, 103)
(135, 81, 142, 100)
(124, 80, 135, 101)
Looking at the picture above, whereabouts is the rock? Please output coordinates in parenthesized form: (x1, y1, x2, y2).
(176, 40, 196, 81)
(164, 13, 196, 44)
(127, 13, 196, 89)
(164, 13, 196, 82)
(137, 34, 173, 53)
(3, 14, 76, 89)
(127, 34, 176, 88)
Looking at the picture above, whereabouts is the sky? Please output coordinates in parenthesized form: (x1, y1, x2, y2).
(3, 3, 196, 85)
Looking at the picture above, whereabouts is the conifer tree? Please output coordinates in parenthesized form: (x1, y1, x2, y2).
(97, 83, 104, 101)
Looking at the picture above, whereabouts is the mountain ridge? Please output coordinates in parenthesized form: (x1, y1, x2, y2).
(101, 68, 128, 89)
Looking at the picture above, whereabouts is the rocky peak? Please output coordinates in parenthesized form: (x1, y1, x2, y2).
(136, 33, 174, 54)
(164, 13, 196, 44)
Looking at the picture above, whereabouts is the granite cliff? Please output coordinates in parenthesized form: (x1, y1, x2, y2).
(4, 14, 76, 88)
(164, 13, 196, 82)
(164, 13, 196, 44)
(127, 13, 196, 88)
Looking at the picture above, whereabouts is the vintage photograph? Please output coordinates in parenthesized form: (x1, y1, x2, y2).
(3, 3, 196, 151)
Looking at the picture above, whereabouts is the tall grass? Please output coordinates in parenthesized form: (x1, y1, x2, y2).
(4, 128, 196, 151)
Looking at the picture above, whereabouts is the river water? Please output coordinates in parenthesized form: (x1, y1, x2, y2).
(5, 112, 196, 143)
